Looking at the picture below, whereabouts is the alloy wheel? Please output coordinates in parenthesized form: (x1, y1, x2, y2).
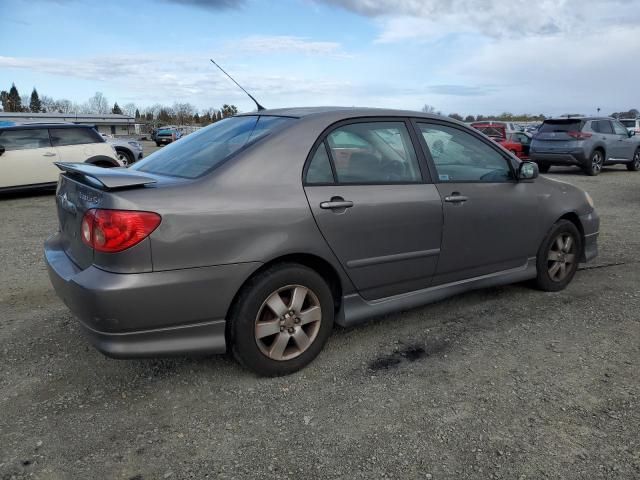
(547, 233, 577, 282)
(634, 151, 640, 169)
(254, 285, 322, 361)
(591, 152, 603, 173)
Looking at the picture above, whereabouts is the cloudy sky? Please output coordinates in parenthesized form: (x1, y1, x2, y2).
(1, 0, 638, 116)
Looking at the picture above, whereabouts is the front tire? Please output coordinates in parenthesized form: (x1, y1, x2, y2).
(538, 163, 551, 173)
(534, 220, 582, 292)
(626, 148, 640, 171)
(584, 150, 604, 176)
(228, 263, 334, 376)
(115, 148, 133, 165)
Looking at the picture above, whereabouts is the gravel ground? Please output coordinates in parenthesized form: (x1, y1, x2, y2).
(1, 165, 639, 480)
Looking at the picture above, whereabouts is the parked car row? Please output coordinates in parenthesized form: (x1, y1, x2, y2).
(469, 117, 640, 176)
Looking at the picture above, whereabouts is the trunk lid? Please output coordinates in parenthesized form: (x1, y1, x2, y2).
(53, 163, 162, 269)
(533, 119, 585, 152)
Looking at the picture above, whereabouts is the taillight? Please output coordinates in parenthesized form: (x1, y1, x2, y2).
(81, 209, 161, 253)
(567, 131, 592, 140)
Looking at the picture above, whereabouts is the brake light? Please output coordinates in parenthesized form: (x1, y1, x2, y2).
(567, 131, 592, 140)
(81, 209, 161, 253)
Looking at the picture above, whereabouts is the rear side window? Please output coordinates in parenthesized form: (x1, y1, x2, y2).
(306, 142, 334, 184)
(592, 120, 613, 134)
(612, 122, 628, 135)
(50, 127, 102, 146)
(619, 120, 636, 128)
(539, 120, 583, 133)
(0, 128, 51, 150)
(132, 116, 295, 179)
(325, 122, 421, 183)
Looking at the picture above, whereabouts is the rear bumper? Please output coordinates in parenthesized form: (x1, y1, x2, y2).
(44, 233, 261, 358)
(579, 210, 599, 262)
(531, 150, 587, 165)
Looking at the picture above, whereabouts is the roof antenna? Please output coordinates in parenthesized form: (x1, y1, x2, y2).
(210, 59, 265, 111)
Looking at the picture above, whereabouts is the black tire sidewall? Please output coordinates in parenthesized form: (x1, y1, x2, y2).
(229, 264, 334, 376)
(538, 163, 550, 173)
(116, 148, 133, 165)
(535, 220, 582, 292)
(627, 149, 640, 171)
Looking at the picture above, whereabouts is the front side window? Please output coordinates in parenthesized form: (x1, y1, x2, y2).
(612, 121, 629, 136)
(0, 128, 51, 151)
(325, 122, 421, 183)
(418, 123, 514, 183)
(133, 115, 295, 179)
(50, 127, 101, 146)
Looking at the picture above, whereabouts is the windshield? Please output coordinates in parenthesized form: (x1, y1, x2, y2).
(132, 115, 295, 178)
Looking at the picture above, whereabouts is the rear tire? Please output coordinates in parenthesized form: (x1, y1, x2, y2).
(538, 163, 550, 173)
(228, 263, 334, 376)
(155, 142, 161, 147)
(533, 220, 582, 292)
(584, 150, 604, 176)
(626, 148, 640, 171)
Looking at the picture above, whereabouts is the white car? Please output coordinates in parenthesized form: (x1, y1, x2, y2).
(0, 123, 123, 192)
(620, 118, 640, 135)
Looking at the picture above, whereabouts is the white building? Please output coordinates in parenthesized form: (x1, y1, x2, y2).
(0, 112, 136, 136)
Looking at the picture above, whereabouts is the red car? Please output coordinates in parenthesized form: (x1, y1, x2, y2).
(471, 123, 532, 159)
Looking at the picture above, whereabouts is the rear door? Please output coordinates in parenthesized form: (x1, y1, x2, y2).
(50, 127, 107, 162)
(303, 119, 443, 301)
(512, 132, 532, 157)
(414, 120, 540, 285)
(0, 128, 59, 188)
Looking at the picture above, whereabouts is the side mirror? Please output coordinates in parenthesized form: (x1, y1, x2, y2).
(629, 130, 636, 137)
(518, 161, 539, 180)
(0, 145, 5, 156)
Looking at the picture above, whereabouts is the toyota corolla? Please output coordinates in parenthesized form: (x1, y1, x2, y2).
(45, 107, 599, 376)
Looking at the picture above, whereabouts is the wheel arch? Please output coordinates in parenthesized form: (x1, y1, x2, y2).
(225, 252, 344, 328)
(557, 211, 585, 257)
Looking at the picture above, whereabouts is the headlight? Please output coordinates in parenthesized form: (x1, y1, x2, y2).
(584, 191, 594, 209)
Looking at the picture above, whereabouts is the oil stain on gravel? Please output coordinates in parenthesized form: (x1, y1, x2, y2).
(368, 338, 449, 371)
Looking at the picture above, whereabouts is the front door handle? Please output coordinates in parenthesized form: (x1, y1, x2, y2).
(444, 193, 468, 203)
(320, 197, 354, 210)
(43, 152, 56, 157)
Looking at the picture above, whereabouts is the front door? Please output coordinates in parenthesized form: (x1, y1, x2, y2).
(611, 120, 636, 160)
(415, 121, 540, 285)
(0, 128, 59, 188)
(303, 120, 443, 301)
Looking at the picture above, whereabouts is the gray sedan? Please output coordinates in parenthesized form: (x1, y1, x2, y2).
(45, 107, 599, 376)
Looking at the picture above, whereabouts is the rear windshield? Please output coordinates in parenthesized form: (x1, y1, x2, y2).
(132, 115, 295, 179)
(539, 120, 584, 133)
(474, 126, 505, 138)
(620, 120, 636, 128)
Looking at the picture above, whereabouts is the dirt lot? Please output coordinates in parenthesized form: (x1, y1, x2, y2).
(1, 166, 639, 480)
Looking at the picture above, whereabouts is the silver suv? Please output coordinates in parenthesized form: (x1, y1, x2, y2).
(530, 117, 640, 175)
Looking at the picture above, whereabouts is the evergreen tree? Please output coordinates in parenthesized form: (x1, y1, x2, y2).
(29, 88, 42, 113)
(464, 115, 475, 122)
(112, 102, 123, 114)
(0, 91, 8, 112)
(221, 104, 238, 118)
(135, 108, 140, 119)
(193, 112, 200, 124)
(7, 83, 22, 112)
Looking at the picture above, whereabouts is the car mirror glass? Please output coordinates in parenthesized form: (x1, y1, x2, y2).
(519, 161, 538, 180)
(0, 145, 5, 156)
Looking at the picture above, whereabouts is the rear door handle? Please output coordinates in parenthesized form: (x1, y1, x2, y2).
(444, 193, 468, 203)
(43, 152, 56, 157)
(320, 199, 354, 210)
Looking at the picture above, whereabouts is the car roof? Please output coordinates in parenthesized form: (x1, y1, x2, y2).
(544, 116, 612, 122)
(238, 106, 455, 123)
(0, 122, 95, 131)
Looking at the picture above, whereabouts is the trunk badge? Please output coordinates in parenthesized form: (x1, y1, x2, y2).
(57, 192, 78, 216)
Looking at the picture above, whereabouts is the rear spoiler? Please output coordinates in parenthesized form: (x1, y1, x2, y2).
(55, 162, 157, 190)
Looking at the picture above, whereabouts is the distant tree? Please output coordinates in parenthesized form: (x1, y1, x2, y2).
(87, 92, 109, 114)
(173, 102, 195, 125)
(120, 102, 136, 117)
(221, 104, 238, 118)
(7, 83, 22, 112)
(193, 112, 200, 124)
(448, 113, 463, 121)
(112, 102, 123, 114)
(202, 111, 212, 124)
(476, 114, 485, 121)
(421, 104, 437, 114)
(0, 90, 8, 111)
(134, 108, 140, 119)
(29, 88, 42, 113)
(464, 115, 475, 122)
(158, 108, 172, 123)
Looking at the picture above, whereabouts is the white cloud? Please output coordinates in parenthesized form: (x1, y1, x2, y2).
(229, 35, 349, 57)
